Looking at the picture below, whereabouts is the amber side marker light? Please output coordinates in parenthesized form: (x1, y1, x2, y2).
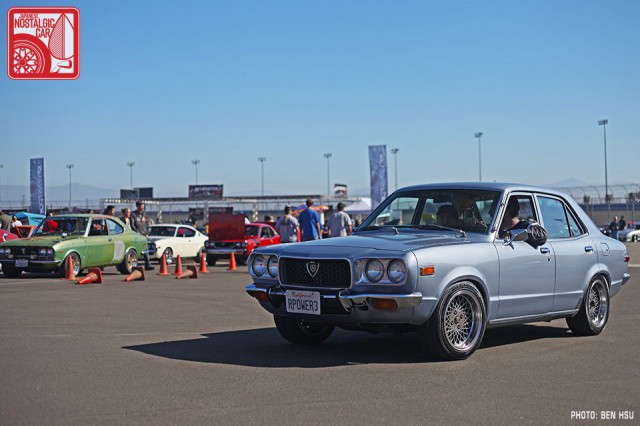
(371, 299, 398, 311)
(420, 266, 435, 276)
(248, 290, 269, 301)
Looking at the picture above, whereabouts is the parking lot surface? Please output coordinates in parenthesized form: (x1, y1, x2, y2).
(1, 246, 639, 425)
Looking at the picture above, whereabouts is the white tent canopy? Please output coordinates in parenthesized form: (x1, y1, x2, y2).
(344, 197, 372, 215)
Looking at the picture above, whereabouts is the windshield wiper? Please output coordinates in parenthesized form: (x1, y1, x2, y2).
(408, 224, 467, 237)
(354, 225, 381, 232)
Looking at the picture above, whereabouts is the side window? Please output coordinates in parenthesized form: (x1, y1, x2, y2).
(89, 219, 106, 236)
(107, 219, 124, 235)
(537, 196, 570, 239)
(566, 209, 584, 237)
(182, 227, 196, 238)
(261, 227, 271, 238)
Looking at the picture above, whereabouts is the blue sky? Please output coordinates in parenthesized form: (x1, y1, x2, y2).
(1, 0, 639, 199)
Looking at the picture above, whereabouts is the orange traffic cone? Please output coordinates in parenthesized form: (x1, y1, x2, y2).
(77, 268, 103, 285)
(228, 252, 237, 271)
(173, 255, 183, 275)
(198, 253, 209, 274)
(176, 265, 199, 279)
(62, 256, 77, 281)
(125, 266, 145, 282)
(157, 253, 170, 276)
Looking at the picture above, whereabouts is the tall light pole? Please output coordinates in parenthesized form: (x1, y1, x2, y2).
(391, 148, 399, 190)
(66, 164, 74, 211)
(258, 157, 266, 197)
(324, 153, 332, 196)
(192, 159, 200, 185)
(127, 162, 135, 189)
(474, 132, 483, 181)
(598, 119, 609, 216)
(0, 164, 3, 203)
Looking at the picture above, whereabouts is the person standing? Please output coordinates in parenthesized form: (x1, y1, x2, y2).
(299, 198, 322, 242)
(275, 206, 299, 243)
(0, 209, 11, 231)
(609, 216, 619, 239)
(130, 201, 154, 270)
(120, 208, 132, 228)
(103, 205, 116, 216)
(618, 215, 627, 231)
(326, 202, 353, 237)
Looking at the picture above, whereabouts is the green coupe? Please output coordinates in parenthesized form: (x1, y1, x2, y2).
(0, 214, 147, 278)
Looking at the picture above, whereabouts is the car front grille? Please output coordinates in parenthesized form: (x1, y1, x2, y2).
(8, 247, 40, 258)
(214, 242, 234, 248)
(280, 258, 351, 289)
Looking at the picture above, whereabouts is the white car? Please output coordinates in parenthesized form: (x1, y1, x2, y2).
(620, 224, 640, 242)
(147, 224, 208, 264)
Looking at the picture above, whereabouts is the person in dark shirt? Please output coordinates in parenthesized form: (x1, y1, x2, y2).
(499, 198, 547, 248)
(130, 201, 154, 270)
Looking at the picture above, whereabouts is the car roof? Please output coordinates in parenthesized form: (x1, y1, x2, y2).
(396, 182, 570, 197)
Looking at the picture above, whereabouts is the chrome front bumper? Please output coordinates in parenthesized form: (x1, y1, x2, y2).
(245, 284, 423, 313)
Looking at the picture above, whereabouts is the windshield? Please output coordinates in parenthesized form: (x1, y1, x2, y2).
(149, 226, 176, 237)
(358, 189, 501, 234)
(34, 217, 88, 236)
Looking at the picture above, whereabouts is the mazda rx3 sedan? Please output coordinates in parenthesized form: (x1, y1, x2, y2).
(246, 183, 630, 361)
(0, 214, 147, 278)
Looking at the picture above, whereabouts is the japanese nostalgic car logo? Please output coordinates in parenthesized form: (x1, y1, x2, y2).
(306, 261, 320, 278)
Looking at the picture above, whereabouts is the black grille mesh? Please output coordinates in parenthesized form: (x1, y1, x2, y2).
(281, 258, 351, 289)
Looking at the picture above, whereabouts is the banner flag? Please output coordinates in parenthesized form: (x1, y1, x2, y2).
(30, 158, 46, 214)
(368, 145, 388, 210)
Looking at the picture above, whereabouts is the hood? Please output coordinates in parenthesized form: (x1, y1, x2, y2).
(0, 235, 84, 247)
(274, 230, 469, 258)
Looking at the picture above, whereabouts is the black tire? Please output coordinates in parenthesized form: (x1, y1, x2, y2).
(194, 247, 204, 263)
(633, 235, 638, 243)
(418, 281, 486, 361)
(3, 265, 23, 278)
(273, 315, 334, 345)
(566, 276, 609, 336)
(117, 249, 138, 275)
(163, 248, 174, 265)
(57, 252, 81, 278)
(206, 255, 217, 267)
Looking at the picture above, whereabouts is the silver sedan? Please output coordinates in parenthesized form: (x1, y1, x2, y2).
(246, 183, 630, 361)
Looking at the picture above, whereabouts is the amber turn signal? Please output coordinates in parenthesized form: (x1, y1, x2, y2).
(248, 290, 269, 301)
(420, 266, 435, 276)
(371, 298, 398, 311)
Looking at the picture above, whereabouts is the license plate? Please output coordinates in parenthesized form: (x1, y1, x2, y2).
(285, 290, 321, 315)
(15, 259, 28, 267)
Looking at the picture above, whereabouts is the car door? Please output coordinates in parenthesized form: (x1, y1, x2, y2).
(106, 218, 126, 263)
(494, 194, 556, 319)
(536, 195, 596, 313)
(86, 218, 115, 266)
(179, 226, 198, 257)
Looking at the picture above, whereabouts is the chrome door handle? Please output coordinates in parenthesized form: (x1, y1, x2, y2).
(540, 247, 550, 254)
(585, 246, 594, 252)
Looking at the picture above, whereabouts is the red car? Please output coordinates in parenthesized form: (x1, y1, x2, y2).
(1, 229, 19, 243)
(204, 214, 280, 266)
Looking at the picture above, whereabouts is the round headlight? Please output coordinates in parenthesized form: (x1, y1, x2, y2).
(387, 260, 406, 283)
(39, 248, 47, 255)
(365, 259, 385, 283)
(47, 248, 54, 255)
(3, 248, 10, 255)
(267, 256, 279, 278)
(252, 255, 267, 276)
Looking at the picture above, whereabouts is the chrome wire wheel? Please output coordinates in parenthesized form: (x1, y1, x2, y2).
(587, 278, 608, 328)
(443, 289, 483, 351)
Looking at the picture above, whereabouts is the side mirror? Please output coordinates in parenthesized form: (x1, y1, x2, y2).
(502, 228, 529, 246)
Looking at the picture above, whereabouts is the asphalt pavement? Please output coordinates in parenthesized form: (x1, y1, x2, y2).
(1, 245, 639, 425)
